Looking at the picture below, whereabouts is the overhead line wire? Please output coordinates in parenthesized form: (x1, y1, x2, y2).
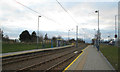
(56, 0, 89, 38)
(14, 0, 64, 26)
(56, 0, 96, 39)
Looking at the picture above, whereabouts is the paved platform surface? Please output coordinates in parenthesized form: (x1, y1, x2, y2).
(67, 45, 115, 70)
(0, 45, 73, 58)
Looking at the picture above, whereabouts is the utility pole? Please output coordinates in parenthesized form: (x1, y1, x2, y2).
(76, 25, 78, 48)
(37, 16, 41, 49)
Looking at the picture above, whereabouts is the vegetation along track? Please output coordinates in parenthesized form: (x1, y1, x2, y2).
(2, 44, 87, 71)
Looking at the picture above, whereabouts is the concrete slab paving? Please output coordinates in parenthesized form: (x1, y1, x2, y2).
(67, 45, 114, 70)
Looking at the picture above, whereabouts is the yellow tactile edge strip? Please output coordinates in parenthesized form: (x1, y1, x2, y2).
(62, 46, 89, 72)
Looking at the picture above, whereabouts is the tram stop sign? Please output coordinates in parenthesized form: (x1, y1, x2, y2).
(115, 34, 117, 38)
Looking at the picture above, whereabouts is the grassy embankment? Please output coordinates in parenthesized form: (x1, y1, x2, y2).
(100, 44, 118, 70)
(2, 42, 57, 53)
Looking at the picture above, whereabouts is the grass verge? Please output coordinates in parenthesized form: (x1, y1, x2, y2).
(100, 44, 118, 70)
(2, 42, 56, 53)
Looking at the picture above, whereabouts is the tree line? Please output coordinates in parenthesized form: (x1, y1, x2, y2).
(1, 29, 85, 43)
(19, 30, 52, 43)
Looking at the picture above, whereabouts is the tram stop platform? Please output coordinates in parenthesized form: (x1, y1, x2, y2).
(0, 45, 73, 58)
(64, 45, 115, 71)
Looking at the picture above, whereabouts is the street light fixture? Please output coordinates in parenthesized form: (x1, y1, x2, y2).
(37, 15, 41, 49)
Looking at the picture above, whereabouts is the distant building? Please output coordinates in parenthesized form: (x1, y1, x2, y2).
(15, 39, 20, 43)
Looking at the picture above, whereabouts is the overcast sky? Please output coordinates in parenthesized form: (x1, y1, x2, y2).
(0, 0, 119, 43)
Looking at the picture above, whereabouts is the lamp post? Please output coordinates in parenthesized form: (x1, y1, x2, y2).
(37, 15, 41, 49)
(68, 30, 70, 41)
(115, 15, 118, 46)
(95, 10, 100, 51)
(118, 15, 120, 47)
(94, 29, 96, 37)
(76, 25, 78, 48)
(82, 28, 85, 42)
(115, 15, 117, 37)
(115, 15, 120, 47)
(68, 29, 73, 44)
(94, 29, 97, 46)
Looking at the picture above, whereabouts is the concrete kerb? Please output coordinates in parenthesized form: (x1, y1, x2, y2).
(1, 45, 74, 58)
